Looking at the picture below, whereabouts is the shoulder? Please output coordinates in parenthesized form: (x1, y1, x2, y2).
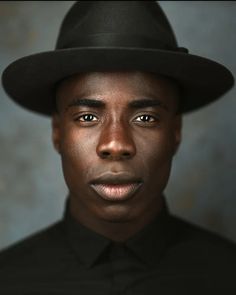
(0, 220, 68, 268)
(169, 214, 236, 253)
(0, 220, 77, 292)
(166, 214, 236, 285)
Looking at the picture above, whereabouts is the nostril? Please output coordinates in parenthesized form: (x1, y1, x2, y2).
(99, 150, 131, 159)
(101, 151, 110, 158)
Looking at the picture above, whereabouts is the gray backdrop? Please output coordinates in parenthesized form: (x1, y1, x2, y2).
(0, 1, 236, 250)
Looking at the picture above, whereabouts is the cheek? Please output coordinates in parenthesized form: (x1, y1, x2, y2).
(136, 130, 175, 188)
(59, 127, 98, 179)
(139, 130, 174, 164)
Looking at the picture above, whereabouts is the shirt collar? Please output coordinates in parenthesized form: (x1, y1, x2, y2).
(125, 201, 173, 267)
(63, 196, 173, 268)
(63, 201, 111, 268)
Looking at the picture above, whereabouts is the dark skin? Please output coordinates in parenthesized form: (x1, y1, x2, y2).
(52, 71, 182, 242)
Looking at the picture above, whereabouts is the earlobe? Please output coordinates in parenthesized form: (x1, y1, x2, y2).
(52, 114, 61, 154)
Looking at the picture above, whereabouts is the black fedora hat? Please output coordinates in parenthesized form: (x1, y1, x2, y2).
(1, 1, 234, 116)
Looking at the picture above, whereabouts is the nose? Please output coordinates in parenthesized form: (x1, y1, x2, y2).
(96, 122, 136, 160)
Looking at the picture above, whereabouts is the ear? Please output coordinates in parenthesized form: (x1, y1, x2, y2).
(173, 114, 182, 155)
(51, 113, 61, 154)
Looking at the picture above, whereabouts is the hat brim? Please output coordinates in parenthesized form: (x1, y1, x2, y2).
(2, 47, 234, 116)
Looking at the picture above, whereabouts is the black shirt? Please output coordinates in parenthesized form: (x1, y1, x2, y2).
(0, 199, 236, 294)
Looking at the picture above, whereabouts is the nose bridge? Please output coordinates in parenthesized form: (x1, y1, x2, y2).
(96, 117, 136, 160)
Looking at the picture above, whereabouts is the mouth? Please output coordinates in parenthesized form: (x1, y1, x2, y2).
(90, 172, 142, 202)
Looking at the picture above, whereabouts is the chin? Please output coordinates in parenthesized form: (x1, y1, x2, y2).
(97, 205, 135, 223)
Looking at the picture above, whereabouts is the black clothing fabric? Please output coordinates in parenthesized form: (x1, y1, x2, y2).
(0, 200, 236, 294)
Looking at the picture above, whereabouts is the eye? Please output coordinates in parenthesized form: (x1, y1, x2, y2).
(75, 114, 98, 122)
(134, 114, 157, 123)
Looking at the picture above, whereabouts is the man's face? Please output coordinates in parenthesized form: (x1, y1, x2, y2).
(52, 72, 181, 226)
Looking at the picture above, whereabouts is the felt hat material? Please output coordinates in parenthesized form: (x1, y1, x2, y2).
(2, 1, 234, 116)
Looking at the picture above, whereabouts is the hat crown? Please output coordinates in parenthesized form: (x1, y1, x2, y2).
(3, 0, 233, 116)
(56, 1, 178, 50)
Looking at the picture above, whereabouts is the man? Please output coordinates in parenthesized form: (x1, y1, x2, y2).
(0, 1, 235, 294)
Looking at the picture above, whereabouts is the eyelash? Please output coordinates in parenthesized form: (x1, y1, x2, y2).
(74, 113, 159, 125)
(134, 114, 157, 123)
(75, 114, 98, 122)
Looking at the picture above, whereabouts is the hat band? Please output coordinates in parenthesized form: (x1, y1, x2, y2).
(57, 33, 188, 53)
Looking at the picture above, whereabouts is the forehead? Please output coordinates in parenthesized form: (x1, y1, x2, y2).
(56, 71, 179, 109)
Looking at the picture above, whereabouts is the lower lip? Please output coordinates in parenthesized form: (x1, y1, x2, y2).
(91, 183, 142, 202)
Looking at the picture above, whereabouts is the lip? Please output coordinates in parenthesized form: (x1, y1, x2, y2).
(90, 172, 142, 202)
(91, 183, 142, 202)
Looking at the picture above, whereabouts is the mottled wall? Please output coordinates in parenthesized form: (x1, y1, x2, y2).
(0, 1, 235, 250)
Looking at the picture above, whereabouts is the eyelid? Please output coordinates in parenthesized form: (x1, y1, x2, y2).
(133, 112, 160, 122)
(134, 115, 156, 122)
(73, 112, 99, 122)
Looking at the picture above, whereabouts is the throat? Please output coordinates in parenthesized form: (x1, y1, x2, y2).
(68, 193, 164, 242)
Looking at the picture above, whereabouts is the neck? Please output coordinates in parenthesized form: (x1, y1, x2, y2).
(69, 194, 164, 242)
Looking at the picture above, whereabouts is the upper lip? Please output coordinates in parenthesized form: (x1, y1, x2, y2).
(89, 172, 142, 185)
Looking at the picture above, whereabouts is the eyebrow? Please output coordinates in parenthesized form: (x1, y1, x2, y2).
(66, 97, 169, 112)
(128, 98, 169, 111)
(66, 98, 105, 111)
